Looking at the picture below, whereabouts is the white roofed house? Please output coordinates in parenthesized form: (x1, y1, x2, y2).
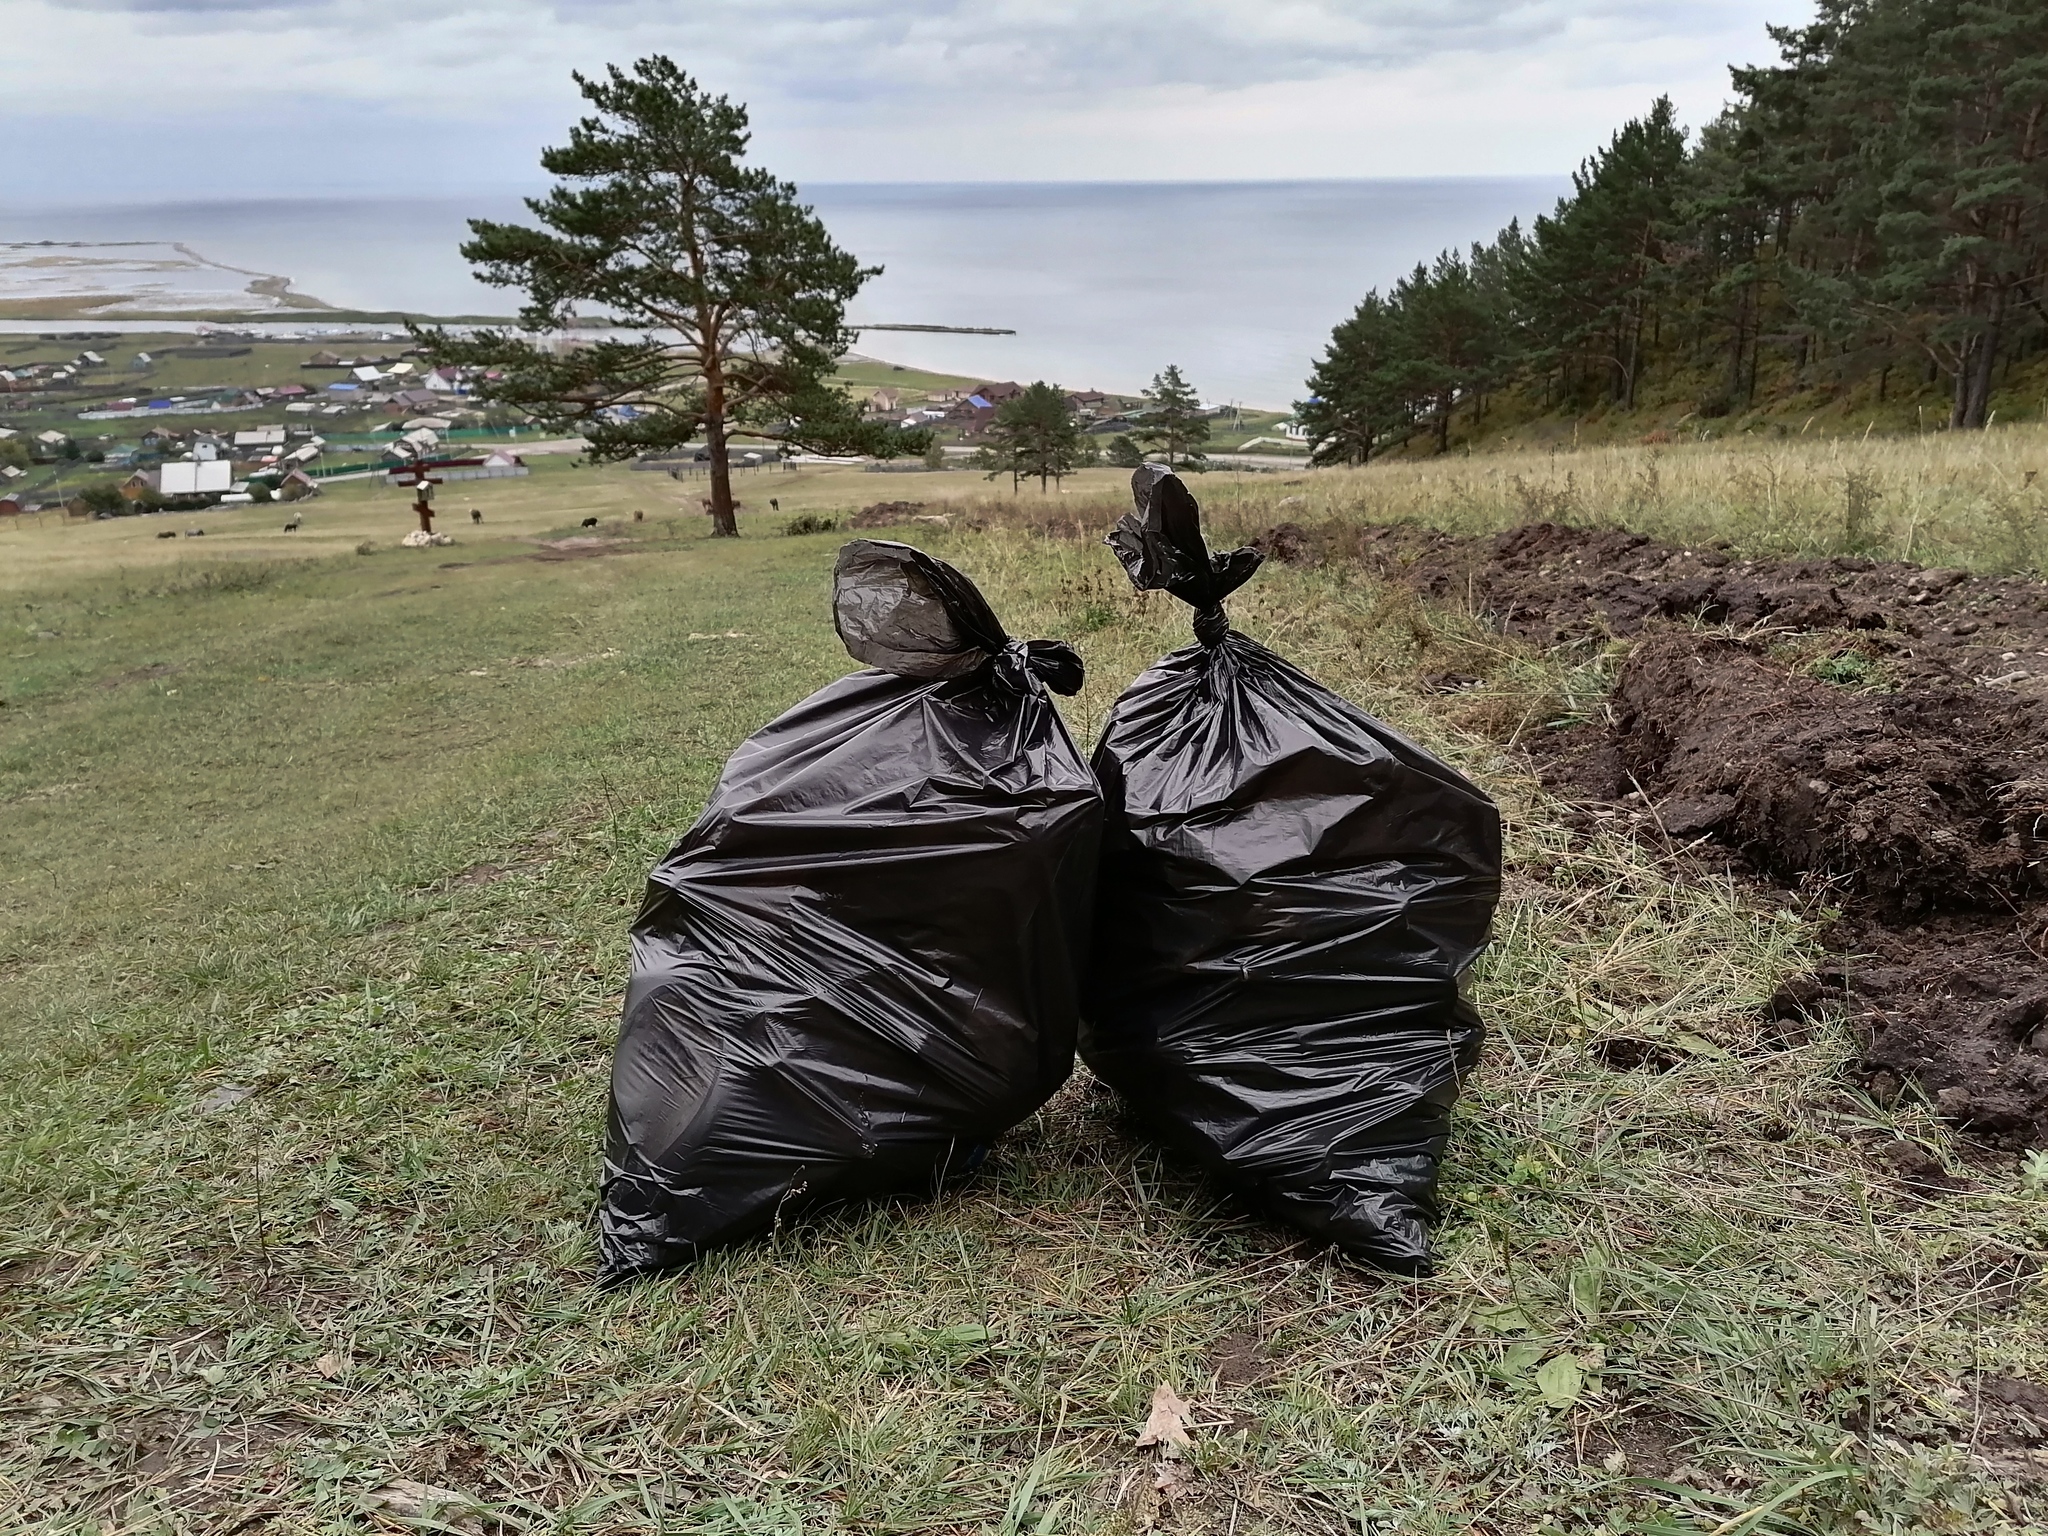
(352, 365, 387, 383)
(233, 426, 288, 451)
(157, 460, 234, 499)
(380, 436, 427, 464)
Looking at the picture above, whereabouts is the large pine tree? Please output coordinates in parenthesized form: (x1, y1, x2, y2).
(417, 57, 925, 536)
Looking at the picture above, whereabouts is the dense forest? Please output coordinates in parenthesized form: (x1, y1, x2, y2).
(1300, 0, 2047, 463)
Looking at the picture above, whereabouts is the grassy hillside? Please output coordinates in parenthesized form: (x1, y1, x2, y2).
(1382, 348, 2048, 461)
(2, 441, 2042, 1532)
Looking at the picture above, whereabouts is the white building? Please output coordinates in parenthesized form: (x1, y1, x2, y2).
(159, 460, 233, 496)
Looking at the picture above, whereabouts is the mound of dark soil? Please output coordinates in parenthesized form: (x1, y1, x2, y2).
(1282, 514, 2048, 1146)
(1598, 633, 2045, 916)
(1566, 632, 2048, 1144)
(1264, 518, 2048, 701)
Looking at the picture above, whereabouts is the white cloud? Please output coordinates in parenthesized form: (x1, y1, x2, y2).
(1, 0, 1795, 198)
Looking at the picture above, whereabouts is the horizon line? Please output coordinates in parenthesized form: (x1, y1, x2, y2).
(0, 172, 1574, 214)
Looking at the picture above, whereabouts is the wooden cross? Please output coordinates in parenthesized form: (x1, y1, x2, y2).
(391, 464, 445, 532)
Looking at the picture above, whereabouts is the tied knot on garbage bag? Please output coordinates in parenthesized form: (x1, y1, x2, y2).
(1107, 463, 1263, 648)
(835, 539, 1084, 695)
(599, 538, 1102, 1286)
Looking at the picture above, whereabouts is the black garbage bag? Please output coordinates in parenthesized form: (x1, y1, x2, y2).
(600, 539, 1103, 1284)
(1081, 467, 1501, 1274)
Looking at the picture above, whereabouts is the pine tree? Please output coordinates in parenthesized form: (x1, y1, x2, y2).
(984, 382, 1085, 491)
(1876, 0, 2047, 427)
(1519, 98, 1689, 410)
(1134, 365, 1211, 468)
(416, 57, 927, 537)
(1298, 292, 1409, 466)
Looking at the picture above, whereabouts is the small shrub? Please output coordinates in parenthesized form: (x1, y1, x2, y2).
(782, 513, 838, 536)
(1697, 391, 1734, 419)
(1510, 472, 1579, 522)
(1106, 434, 1145, 468)
(1843, 471, 1882, 552)
(1808, 650, 1877, 687)
(356, 541, 377, 556)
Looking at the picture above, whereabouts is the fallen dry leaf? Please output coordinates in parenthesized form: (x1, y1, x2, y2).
(1135, 1383, 1195, 1457)
(313, 1351, 348, 1379)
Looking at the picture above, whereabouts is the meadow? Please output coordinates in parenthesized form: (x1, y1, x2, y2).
(2, 431, 2044, 1534)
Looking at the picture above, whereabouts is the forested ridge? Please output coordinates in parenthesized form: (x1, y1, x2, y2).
(1301, 0, 2048, 463)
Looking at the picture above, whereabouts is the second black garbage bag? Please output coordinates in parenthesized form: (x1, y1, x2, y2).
(600, 539, 1102, 1285)
(1082, 467, 1502, 1274)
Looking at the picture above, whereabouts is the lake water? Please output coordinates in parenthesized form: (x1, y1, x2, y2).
(0, 180, 1564, 408)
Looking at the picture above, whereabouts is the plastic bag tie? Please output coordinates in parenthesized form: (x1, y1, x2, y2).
(1107, 466, 1262, 640)
(992, 638, 1086, 697)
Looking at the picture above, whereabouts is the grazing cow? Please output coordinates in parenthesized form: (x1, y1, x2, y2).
(282, 517, 301, 533)
(185, 528, 206, 537)
(580, 516, 599, 528)
(633, 509, 643, 522)
(770, 498, 780, 512)
(156, 529, 177, 539)
(471, 509, 482, 524)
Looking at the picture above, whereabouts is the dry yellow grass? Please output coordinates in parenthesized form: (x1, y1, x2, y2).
(1226, 427, 2048, 575)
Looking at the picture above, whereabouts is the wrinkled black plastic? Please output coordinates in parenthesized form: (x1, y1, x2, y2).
(1083, 467, 1501, 1274)
(600, 540, 1102, 1284)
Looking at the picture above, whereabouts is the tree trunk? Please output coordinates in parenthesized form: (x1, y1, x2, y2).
(1726, 286, 1749, 398)
(1624, 320, 1640, 411)
(1436, 393, 1451, 454)
(1961, 286, 2008, 429)
(704, 368, 738, 537)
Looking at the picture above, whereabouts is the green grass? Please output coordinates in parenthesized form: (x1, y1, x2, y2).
(1, 463, 2041, 1532)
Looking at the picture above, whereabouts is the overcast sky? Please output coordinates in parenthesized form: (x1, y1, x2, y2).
(3, 0, 1794, 203)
